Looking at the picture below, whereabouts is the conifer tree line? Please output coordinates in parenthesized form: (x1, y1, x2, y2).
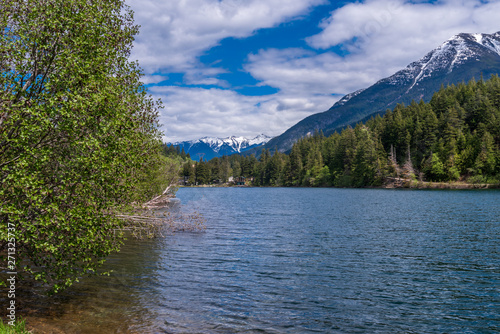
(183, 76, 500, 187)
(162, 142, 191, 160)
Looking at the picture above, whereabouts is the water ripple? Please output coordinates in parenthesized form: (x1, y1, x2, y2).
(21, 188, 500, 333)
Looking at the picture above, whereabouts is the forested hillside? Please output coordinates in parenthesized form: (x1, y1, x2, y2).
(185, 76, 500, 187)
(261, 32, 500, 153)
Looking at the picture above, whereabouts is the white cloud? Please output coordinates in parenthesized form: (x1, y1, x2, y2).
(307, 0, 500, 77)
(245, 0, 500, 110)
(129, 0, 500, 142)
(126, 0, 327, 141)
(150, 86, 334, 143)
(140, 75, 170, 85)
(127, 0, 324, 73)
(246, 48, 380, 96)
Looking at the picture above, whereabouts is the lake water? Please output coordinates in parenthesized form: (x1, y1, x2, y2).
(22, 188, 500, 333)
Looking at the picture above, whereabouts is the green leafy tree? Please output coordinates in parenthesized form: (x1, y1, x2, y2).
(181, 161, 196, 185)
(1, 0, 163, 292)
(195, 161, 210, 185)
(424, 154, 447, 181)
(267, 151, 285, 186)
(286, 143, 303, 186)
(474, 130, 498, 177)
(351, 125, 377, 186)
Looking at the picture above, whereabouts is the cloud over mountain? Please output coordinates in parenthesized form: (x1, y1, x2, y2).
(127, 0, 500, 143)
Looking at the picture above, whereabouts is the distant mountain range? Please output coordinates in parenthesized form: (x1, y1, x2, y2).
(169, 134, 272, 160)
(261, 31, 500, 153)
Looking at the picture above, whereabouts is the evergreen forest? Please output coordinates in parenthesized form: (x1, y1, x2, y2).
(180, 76, 500, 187)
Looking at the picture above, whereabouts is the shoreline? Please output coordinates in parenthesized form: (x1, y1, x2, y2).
(180, 181, 500, 190)
(381, 177, 500, 190)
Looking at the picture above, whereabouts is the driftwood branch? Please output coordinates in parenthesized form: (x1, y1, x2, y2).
(115, 210, 205, 239)
(142, 185, 176, 209)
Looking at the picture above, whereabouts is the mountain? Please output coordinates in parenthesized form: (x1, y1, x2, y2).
(170, 134, 272, 160)
(265, 31, 500, 153)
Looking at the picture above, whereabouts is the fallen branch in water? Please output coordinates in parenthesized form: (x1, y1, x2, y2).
(115, 202, 205, 239)
(142, 185, 176, 210)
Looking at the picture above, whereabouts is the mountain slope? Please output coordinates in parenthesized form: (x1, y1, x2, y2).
(170, 134, 272, 160)
(266, 31, 500, 152)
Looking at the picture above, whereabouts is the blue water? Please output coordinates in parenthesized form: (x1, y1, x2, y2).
(29, 188, 500, 333)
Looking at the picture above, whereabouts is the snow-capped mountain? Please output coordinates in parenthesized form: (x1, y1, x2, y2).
(170, 134, 272, 160)
(382, 32, 500, 90)
(335, 88, 366, 107)
(263, 31, 500, 153)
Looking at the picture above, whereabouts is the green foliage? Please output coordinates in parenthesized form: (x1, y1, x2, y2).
(1, 0, 163, 293)
(195, 160, 211, 185)
(162, 143, 190, 160)
(424, 154, 447, 181)
(190, 76, 500, 188)
(135, 155, 183, 202)
(0, 318, 29, 334)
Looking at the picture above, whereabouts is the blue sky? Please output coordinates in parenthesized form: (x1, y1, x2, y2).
(127, 0, 500, 142)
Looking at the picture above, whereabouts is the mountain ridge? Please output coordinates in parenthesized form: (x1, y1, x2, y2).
(262, 31, 500, 153)
(169, 134, 272, 160)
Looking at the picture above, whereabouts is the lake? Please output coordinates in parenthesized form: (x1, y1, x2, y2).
(23, 188, 500, 333)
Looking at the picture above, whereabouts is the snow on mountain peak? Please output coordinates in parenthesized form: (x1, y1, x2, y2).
(174, 134, 272, 154)
(383, 31, 500, 92)
(248, 134, 272, 146)
(449, 32, 500, 59)
(479, 34, 500, 57)
(471, 33, 483, 44)
(335, 89, 366, 107)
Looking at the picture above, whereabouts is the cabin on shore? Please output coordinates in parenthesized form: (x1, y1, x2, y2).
(228, 176, 247, 186)
(234, 177, 246, 186)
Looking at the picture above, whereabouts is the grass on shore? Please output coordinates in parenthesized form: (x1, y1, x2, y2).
(0, 319, 31, 334)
